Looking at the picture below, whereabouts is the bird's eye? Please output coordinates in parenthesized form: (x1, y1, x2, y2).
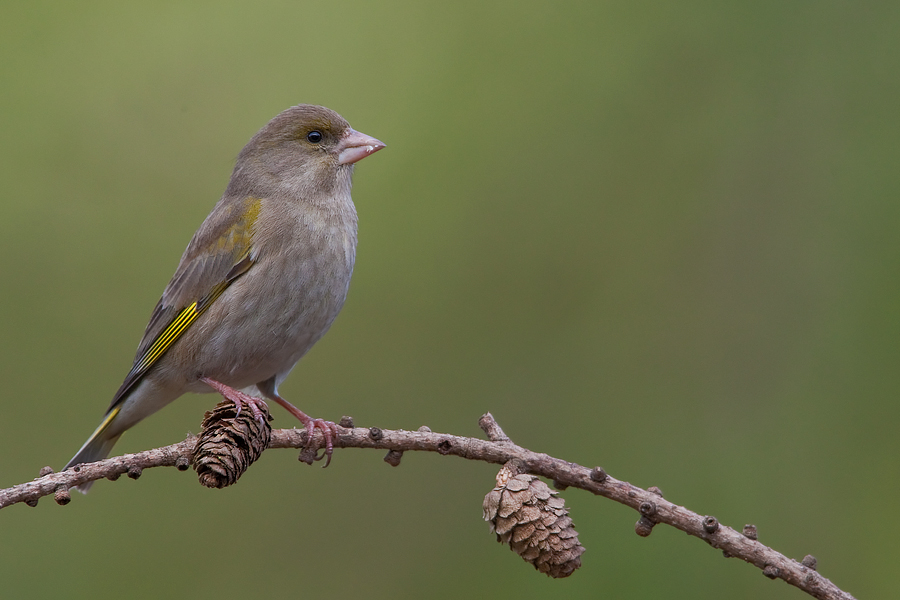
(306, 130, 323, 144)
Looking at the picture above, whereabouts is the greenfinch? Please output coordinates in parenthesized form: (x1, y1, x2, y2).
(65, 105, 385, 490)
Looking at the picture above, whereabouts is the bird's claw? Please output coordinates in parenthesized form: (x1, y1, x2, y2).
(243, 398, 267, 425)
(201, 377, 268, 425)
(302, 418, 339, 467)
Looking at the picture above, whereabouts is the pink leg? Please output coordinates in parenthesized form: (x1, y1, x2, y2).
(201, 377, 268, 424)
(269, 394, 339, 467)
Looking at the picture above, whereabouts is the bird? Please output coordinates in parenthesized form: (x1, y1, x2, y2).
(64, 104, 385, 491)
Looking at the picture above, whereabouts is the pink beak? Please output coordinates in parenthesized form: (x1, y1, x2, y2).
(337, 128, 386, 165)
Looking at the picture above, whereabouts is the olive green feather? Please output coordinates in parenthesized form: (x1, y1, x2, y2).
(106, 197, 262, 412)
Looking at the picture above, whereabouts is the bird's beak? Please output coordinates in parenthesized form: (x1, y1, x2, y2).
(337, 128, 386, 165)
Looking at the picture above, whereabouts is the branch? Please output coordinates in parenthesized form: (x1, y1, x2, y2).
(0, 413, 853, 600)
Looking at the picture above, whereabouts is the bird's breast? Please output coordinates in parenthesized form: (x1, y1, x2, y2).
(184, 194, 358, 387)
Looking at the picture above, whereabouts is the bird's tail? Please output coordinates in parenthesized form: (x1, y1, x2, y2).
(64, 406, 123, 493)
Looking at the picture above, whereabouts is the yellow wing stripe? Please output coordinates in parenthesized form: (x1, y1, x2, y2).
(133, 302, 199, 372)
(75, 404, 123, 455)
(94, 405, 121, 436)
(126, 279, 233, 382)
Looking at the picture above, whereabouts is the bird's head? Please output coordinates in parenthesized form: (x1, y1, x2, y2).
(230, 104, 385, 199)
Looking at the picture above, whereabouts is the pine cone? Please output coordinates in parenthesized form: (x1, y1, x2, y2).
(483, 464, 585, 578)
(192, 399, 272, 488)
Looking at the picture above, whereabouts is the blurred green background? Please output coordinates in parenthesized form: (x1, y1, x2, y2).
(1, 1, 896, 598)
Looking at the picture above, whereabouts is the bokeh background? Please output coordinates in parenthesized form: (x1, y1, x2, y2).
(1, 2, 897, 598)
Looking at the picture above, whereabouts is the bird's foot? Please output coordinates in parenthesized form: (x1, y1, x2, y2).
(201, 377, 268, 424)
(270, 395, 339, 467)
(301, 417, 339, 467)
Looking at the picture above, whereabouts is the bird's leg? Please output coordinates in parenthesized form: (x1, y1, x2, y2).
(201, 377, 268, 424)
(255, 377, 340, 466)
(270, 395, 339, 467)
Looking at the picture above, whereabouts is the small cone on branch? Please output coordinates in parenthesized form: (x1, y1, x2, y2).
(483, 462, 585, 578)
(193, 399, 272, 488)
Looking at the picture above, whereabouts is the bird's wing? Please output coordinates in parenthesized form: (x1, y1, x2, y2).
(105, 196, 263, 412)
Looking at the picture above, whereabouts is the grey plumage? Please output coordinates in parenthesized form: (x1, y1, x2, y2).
(66, 105, 384, 489)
